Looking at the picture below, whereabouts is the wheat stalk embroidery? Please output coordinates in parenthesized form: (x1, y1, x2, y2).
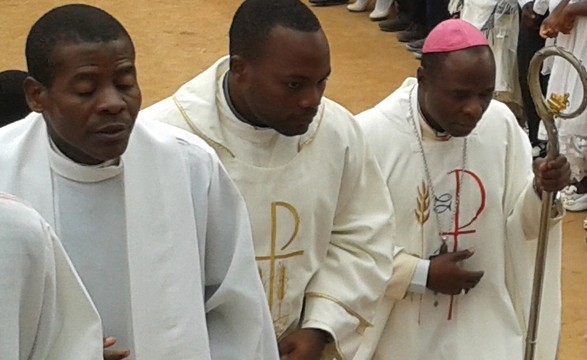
(415, 181, 430, 323)
(416, 181, 430, 226)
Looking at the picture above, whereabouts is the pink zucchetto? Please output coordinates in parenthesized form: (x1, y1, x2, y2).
(422, 19, 489, 54)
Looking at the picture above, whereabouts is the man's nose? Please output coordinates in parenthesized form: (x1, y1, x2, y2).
(463, 98, 484, 120)
(299, 86, 323, 109)
(96, 86, 127, 114)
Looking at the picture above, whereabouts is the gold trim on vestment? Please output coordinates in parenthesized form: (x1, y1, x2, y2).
(298, 104, 325, 151)
(255, 251, 305, 261)
(274, 201, 300, 250)
(172, 96, 236, 157)
(305, 292, 372, 334)
(173, 94, 326, 155)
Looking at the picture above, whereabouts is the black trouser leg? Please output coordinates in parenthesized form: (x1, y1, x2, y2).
(426, 0, 450, 31)
(399, 0, 426, 26)
(518, 12, 548, 145)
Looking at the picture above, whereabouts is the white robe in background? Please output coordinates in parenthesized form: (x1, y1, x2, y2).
(0, 193, 102, 360)
(538, 0, 587, 180)
(355, 78, 561, 360)
(453, 0, 523, 114)
(142, 56, 395, 359)
(545, 0, 587, 140)
(0, 114, 279, 360)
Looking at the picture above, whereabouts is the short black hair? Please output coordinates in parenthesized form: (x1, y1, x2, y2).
(25, 4, 133, 86)
(0, 70, 30, 127)
(229, 0, 321, 61)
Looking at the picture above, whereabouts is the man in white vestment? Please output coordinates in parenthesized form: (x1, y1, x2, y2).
(0, 5, 279, 360)
(354, 19, 569, 360)
(0, 193, 102, 360)
(142, 1, 394, 359)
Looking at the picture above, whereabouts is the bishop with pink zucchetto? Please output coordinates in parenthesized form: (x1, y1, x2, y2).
(353, 18, 568, 360)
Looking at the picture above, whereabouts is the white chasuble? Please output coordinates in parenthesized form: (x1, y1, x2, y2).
(142, 56, 395, 359)
(355, 78, 561, 360)
(0, 114, 279, 360)
(0, 194, 103, 360)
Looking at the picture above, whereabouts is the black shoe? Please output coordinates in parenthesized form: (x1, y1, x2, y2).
(406, 38, 425, 52)
(397, 24, 428, 43)
(379, 14, 411, 32)
(309, 0, 349, 6)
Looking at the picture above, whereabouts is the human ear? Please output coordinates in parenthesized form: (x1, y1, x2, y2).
(416, 66, 427, 87)
(23, 77, 48, 113)
(229, 55, 249, 84)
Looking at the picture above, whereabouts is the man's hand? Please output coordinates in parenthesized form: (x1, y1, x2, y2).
(540, 0, 574, 38)
(533, 154, 571, 194)
(521, 2, 544, 29)
(427, 249, 484, 295)
(558, 12, 576, 34)
(278, 328, 329, 360)
(103, 337, 131, 360)
(540, 12, 562, 38)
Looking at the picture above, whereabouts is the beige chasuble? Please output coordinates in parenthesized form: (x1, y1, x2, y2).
(143, 56, 395, 359)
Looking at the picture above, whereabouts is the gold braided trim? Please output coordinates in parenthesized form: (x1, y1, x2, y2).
(305, 292, 372, 335)
(172, 94, 325, 154)
(298, 105, 325, 151)
(171, 95, 235, 158)
(255, 251, 304, 261)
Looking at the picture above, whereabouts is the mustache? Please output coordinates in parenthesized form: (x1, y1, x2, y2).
(94, 117, 134, 132)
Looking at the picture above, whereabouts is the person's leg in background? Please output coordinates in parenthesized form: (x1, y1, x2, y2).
(407, 0, 451, 59)
(518, 2, 548, 158)
(396, 0, 427, 42)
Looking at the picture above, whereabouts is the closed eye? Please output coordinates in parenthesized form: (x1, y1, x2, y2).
(77, 91, 95, 97)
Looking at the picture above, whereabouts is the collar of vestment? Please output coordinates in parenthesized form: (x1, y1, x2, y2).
(170, 56, 324, 155)
(417, 107, 452, 141)
(48, 135, 123, 183)
(218, 71, 286, 146)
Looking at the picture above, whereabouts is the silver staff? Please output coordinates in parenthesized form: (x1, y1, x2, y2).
(524, 46, 587, 360)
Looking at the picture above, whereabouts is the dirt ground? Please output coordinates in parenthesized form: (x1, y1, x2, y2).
(1, 1, 586, 358)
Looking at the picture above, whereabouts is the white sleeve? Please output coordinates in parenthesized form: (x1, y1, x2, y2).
(301, 118, 394, 359)
(202, 158, 280, 360)
(0, 200, 102, 360)
(408, 259, 431, 294)
(533, 0, 550, 14)
(0, 209, 49, 360)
